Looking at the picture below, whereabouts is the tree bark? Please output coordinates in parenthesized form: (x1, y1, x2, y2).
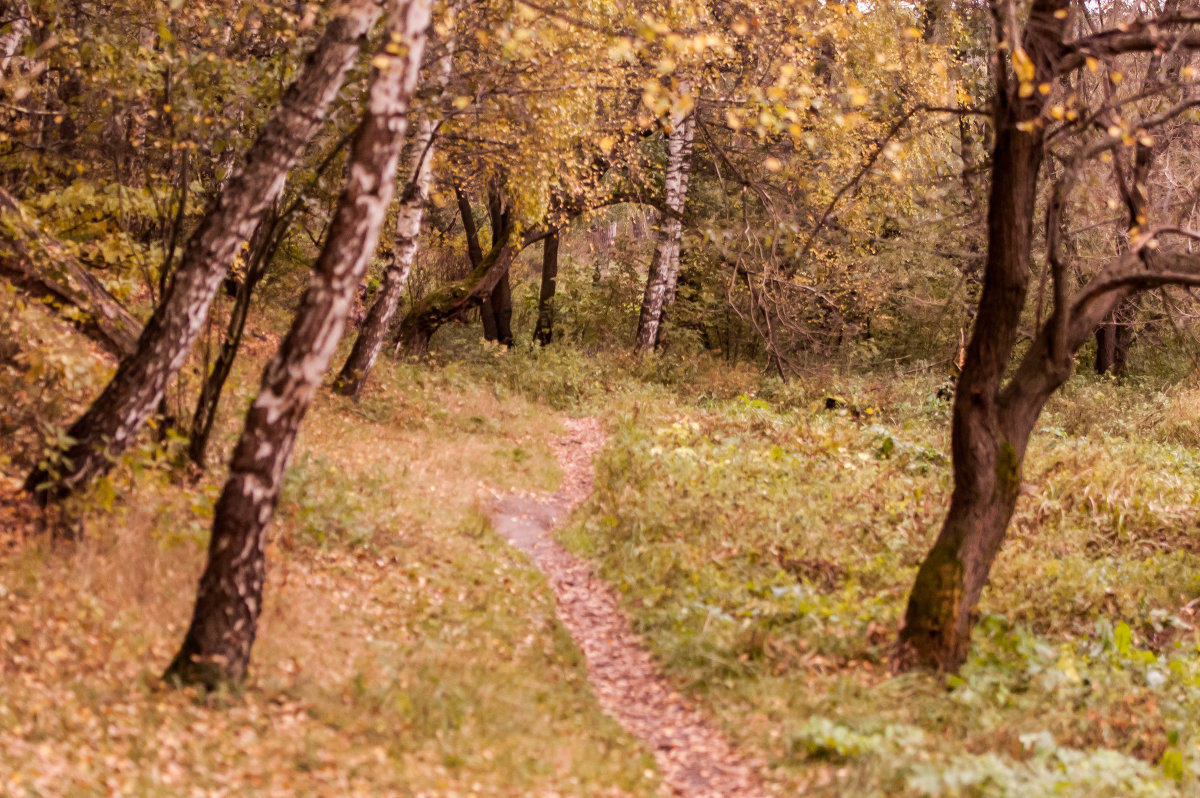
(335, 29, 453, 397)
(187, 207, 285, 469)
(0, 188, 142, 358)
(635, 105, 695, 354)
(164, 0, 431, 689)
(0, 0, 30, 78)
(24, 0, 383, 503)
(893, 0, 1071, 673)
(492, 269, 514, 346)
(534, 229, 559, 345)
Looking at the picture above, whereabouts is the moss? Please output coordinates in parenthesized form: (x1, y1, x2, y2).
(995, 439, 1021, 499)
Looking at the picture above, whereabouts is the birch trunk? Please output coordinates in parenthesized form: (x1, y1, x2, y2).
(25, 0, 383, 502)
(164, 0, 431, 689)
(0, 0, 30, 78)
(336, 28, 454, 397)
(635, 106, 695, 354)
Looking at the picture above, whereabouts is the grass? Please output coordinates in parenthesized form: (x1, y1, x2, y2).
(0, 300, 659, 796)
(547, 364, 1200, 796)
(10, 282, 1200, 796)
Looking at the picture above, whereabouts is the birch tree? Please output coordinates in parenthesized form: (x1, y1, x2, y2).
(635, 91, 695, 354)
(335, 15, 455, 398)
(165, 0, 432, 689)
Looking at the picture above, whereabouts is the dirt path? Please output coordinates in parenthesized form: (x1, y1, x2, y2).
(490, 417, 770, 798)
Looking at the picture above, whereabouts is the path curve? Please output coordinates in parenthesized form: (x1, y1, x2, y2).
(491, 417, 770, 798)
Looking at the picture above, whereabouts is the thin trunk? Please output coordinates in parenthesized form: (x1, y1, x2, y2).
(336, 121, 439, 393)
(534, 229, 559, 345)
(0, 188, 142, 358)
(492, 269, 513, 346)
(336, 26, 453, 395)
(187, 208, 285, 469)
(165, 0, 430, 689)
(636, 106, 695, 354)
(894, 0, 1070, 673)
(25, 0, 383, 503)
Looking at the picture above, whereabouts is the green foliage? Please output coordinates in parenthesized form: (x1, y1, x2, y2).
(559, 370, 1200, 794)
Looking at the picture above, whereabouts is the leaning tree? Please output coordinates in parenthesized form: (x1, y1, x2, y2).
(165, 0, 433, 688)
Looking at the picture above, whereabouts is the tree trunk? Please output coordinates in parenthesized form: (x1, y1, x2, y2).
(0, 188, 142, 358)
(0, 0, 30, 78)
(164, 0, 431, 689)
(187, 207, 285, 469)
(534, 229, 559, 345)
(336, 27, 453, 396)
(24, 0, 383, 503)
(893, 0, 1070, 673)
(635, 106, 695, 354)
(492, 269, 514, 346)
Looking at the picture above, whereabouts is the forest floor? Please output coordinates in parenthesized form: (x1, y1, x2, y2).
(490, 417, 767, 797)
(5, 297, 1200, 795)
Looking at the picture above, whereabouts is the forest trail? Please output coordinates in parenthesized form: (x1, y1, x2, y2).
(490, 417, 771, 798)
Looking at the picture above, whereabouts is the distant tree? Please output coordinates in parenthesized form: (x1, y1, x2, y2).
(336, 9, 455, 397)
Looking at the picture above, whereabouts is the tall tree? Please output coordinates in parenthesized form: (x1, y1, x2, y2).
(635, 92, 695, 353)
(164, 0, 432, 689)
(24, 0, 383, 502)
(894, 0, 1200, 672)
(335, 19, 454, 397)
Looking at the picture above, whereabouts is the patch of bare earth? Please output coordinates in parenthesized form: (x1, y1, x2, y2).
(491, 417, 771, 798)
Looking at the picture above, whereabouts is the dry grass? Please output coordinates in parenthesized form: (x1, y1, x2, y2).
(0, 304, 658, 796)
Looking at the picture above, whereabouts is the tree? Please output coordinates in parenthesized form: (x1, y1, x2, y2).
(165, 0, 432, 689)
(0, 187, 142, 358)
(24, 0, 384, 502)
(335, 9, 455, 397)
(894, 0, 1200, 672)
(533, 229, 559, 345)
(635, 93, 695, 353)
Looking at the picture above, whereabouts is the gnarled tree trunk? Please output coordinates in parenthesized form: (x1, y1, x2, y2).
(636, 103, 695, 353)
(893, 0, 1070, 673)
(24, 0, 383, 502)
(164, 0, 431, 689)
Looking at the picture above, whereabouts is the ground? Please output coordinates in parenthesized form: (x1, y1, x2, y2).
(3, 296, 1200, 796)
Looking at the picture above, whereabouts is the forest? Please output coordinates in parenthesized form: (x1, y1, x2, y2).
(5, 0, 1200, 794)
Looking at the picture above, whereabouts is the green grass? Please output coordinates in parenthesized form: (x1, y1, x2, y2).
(551, 366, 1200, 796)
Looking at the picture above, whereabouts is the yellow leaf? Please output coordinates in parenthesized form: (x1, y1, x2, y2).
(1012, 47, 1035, 83)
(725, 109, 742, 130)
(371, 54, 391, 70)
(1054, 8, 1068, 18)
(452, 95, 472, 110)
(1038, 83, 1051, 95)
(763, 156, 782, 172)
(1018, 82, 1035, 98)
(1086, 57, 1100, 73)
(1110, 71, 1123, 84)
(598, 135, 615, 155)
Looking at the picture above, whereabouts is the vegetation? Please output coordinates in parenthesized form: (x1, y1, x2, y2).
(8, 0, 1200, 793)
